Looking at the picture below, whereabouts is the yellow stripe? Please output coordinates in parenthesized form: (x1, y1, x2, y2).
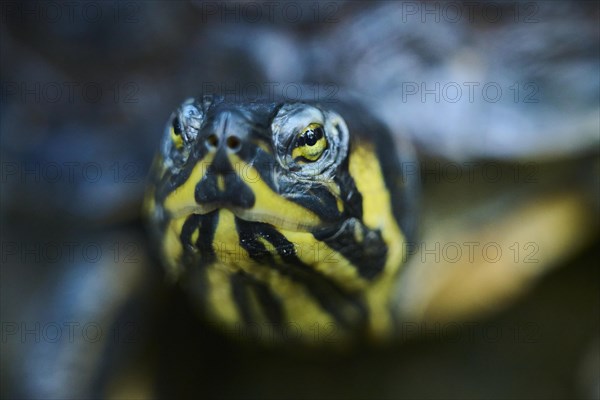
(213, 209, 242, 269)
(282, 229, 368, 292)
(162, 216, 186, 280)
(164, 153, 215, 217)
(348, 143, 406, 338)
(229, 154, 323, 231)
(206, 264, 240, 326)
(170, 126, 183, 149)
(190, 227, 199, 245)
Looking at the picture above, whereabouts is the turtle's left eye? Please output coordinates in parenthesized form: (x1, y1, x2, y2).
(292, 123, 327, 162)
(170, 116, 184, 150)
(272, 103, 348, 179)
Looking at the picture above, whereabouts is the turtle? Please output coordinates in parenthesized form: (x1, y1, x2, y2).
(2, 1, 598, 399)
(141, 91, 597, 350)
(144, 94, 420, 346)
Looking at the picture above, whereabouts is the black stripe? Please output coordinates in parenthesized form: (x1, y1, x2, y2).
(236, 146, 278, 190)
(196, 212, 219, 265)
(180, 214, 201, 251)
(229, 271, 285, 327)
(179, 211, 219, 267)
(313, 220, 387, 280)
(235, 217, 367, 329)
(334, 154, 363, 221)
(179, 212, 220, 316)
(195, 150, 256, 209)
(251, 279, 284, 325)
(283, 184, 342, 223)
(230, 272, 254, 325)
(156, 150, 209, 204)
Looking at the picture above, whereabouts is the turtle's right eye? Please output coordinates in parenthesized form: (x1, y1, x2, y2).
(170, 117, 184, 150)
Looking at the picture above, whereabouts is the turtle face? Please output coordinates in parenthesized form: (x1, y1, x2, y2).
(156, 97, 352, 232)
(146, 95, 411, 344)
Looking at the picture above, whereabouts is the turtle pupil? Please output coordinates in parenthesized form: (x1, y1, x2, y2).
(172, 117, 182, 136)
(306, 131, 317, 146)
(296, 126, 324, 147)
(307, 127, 322, 146)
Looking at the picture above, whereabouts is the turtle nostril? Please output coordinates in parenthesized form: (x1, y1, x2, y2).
(226, 136, 241, 151)
(206, 134, 219, 149)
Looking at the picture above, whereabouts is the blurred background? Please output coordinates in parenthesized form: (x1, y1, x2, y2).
(1, 1, 599, 398)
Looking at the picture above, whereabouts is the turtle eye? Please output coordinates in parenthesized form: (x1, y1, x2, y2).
(292, 123, 327, 162)
(170, 116, 184, 150)
(272, 103, 348, 179)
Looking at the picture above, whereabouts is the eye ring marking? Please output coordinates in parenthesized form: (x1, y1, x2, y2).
(292, 123, 328, 162)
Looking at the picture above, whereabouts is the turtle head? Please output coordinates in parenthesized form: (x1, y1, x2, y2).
(145, 95, 416, 344)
